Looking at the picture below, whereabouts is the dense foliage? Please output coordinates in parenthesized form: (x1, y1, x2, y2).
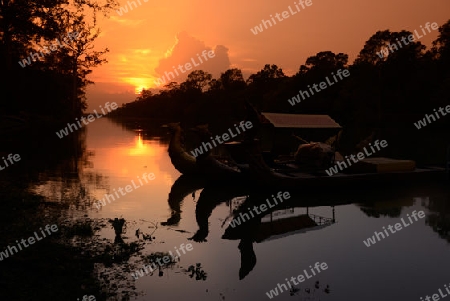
(0, 0, 117, 119)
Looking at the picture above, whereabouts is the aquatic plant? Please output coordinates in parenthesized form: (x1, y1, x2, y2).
(185, 263, 207, 281)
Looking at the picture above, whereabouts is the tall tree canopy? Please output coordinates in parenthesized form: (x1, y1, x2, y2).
(0, 0, 117, 118)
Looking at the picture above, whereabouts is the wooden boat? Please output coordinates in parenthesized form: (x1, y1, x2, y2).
(167, 123, 447, 190)
(189, 125, 243, 178)
(166, 123, 244, 180)
(167, 123, 198, 175)
(229, 140, 447, 191)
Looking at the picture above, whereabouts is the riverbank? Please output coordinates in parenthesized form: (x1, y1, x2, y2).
(0, 174, 106, 300)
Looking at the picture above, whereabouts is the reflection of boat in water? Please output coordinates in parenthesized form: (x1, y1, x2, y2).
(161, 174, 206, 226)
(222, 203, 335, 243)
(162, 172, 448, 281)
(220, 192, 336, 280)
(255, 208, 335, 243)
(188, 182, 250, 243)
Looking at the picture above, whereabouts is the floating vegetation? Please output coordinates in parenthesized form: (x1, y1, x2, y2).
(99, 241, 145, 267)
(288, 281, 331, 300)
(108, 218, 126, 236)
(184, 263, 207, 281)
(135, 228, 156, 241)
(135, 220, 159, 241)
(289, 287, 300, 296)
(64, 221, 95, 238)
(144, 252, 177, 268)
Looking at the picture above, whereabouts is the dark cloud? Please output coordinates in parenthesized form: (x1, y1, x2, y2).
(154, 32, 230, 85)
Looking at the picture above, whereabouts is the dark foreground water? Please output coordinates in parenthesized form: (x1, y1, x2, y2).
(4, 117, 450, 301)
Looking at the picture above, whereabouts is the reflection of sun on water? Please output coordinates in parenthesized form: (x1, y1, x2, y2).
(106, 132, 163, 180)
(128, 133, 156, 157)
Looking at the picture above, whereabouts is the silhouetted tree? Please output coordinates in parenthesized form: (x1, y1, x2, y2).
(431, 20, 450, 77)
(0, 0, 117, 118)
(55, 0, 116, 116)
(247, 64, 286, 87)
(219, 68, 246, 91)
(247, 64, 286, 110)
(181, 70, 213, 93)
(298, 51, 348, 75)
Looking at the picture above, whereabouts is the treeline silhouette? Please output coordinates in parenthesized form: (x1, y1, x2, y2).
(110, 20, 450, 164)
(0, 0, 117, 121)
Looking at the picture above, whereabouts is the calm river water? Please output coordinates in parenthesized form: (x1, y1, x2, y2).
(29, 118, 450, 301)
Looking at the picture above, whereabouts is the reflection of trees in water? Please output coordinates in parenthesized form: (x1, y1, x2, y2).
(426, 214, 450, 241)
(423, 196, 450, 242)
(358, 198, 414, 218)
(0, 128, 117, 300)
(109, 118, 172, 144)
(357, 194, 450, 243)
(359, 206, 402, 218)
(26, 128, 112, 211)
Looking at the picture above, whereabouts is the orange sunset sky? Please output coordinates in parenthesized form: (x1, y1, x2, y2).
(85, 0, 450, 110)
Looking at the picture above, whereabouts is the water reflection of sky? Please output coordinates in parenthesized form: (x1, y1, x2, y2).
(32, 118, 450, 301)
